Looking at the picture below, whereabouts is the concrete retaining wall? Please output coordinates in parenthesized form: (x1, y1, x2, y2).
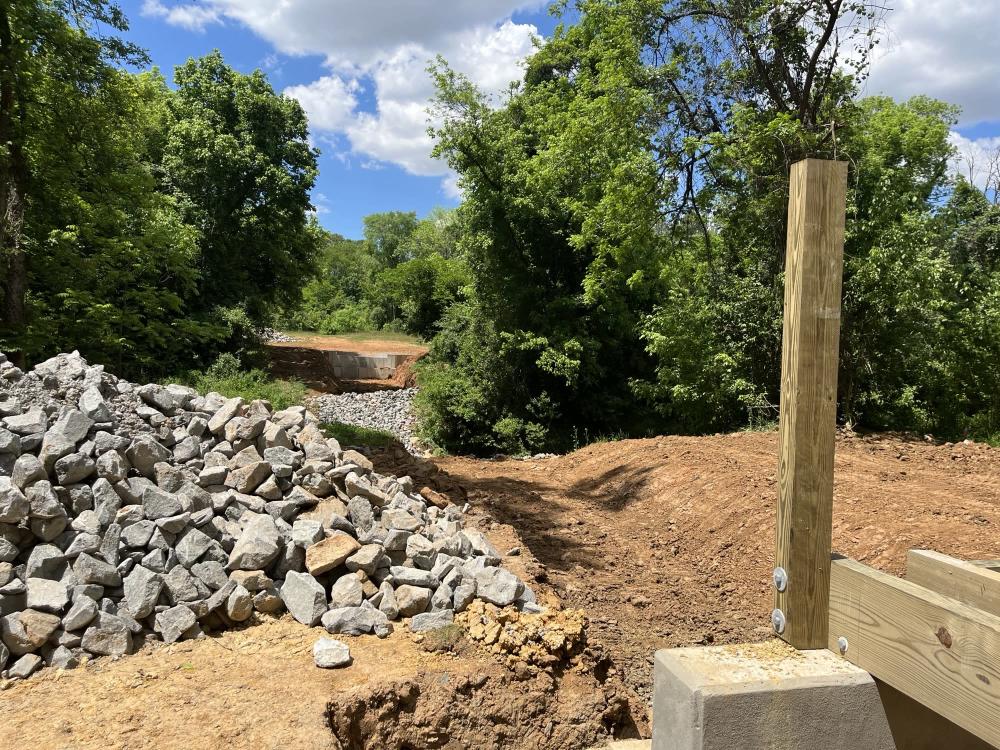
(322, 351, 412, 380)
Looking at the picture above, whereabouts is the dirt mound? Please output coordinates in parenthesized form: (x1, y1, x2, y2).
(436, 430, 1000, 699)
(266, 344, 345, 392)
(326, 669, 633, 750)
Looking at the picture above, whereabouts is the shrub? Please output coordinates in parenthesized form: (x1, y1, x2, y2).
(171, 353, 306, 410)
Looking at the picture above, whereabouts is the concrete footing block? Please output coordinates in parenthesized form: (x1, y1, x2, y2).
(652, 642, 896, 750)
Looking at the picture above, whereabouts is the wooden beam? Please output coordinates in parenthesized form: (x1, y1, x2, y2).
(829, 556, 1000, 747)
(907, 550, 1000, 617)
(972, 560, 1000, 573)
(774, 158, 848, 649)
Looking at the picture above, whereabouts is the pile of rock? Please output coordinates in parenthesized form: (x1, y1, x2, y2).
(312, 388, 421, 454)
(0, 351, 534, 681)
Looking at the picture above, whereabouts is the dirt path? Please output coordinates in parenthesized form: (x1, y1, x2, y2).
(269, 334, 428, 355)
(435, 431, 1000, 700)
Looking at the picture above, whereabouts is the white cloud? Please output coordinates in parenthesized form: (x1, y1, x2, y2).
(441, 173, 463, 200)
(141, 0, 220, 32)
(284, 76, 360, 132)
(867, 0, 1000, 125)
(949, 132, 1000, 193)
(148, 0, 541, 183)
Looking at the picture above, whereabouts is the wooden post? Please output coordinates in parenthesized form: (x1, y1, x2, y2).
(774, 158, 848, 649)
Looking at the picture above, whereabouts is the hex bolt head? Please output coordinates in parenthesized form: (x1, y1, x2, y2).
(771, 608, 786, 634)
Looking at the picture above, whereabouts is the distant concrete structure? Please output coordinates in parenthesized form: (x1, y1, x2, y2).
(323, 350, 412, 380)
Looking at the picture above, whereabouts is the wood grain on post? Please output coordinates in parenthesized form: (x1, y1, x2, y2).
(775, 158, 848, 649)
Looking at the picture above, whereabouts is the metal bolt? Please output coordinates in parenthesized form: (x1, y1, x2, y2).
(837, 636, 849, 655)
(772, 567, 788, 592)
(771, 608, 786, 634)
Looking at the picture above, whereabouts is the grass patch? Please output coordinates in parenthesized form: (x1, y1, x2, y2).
(321, 421, 397, 448)
(171, 353, 306, 411)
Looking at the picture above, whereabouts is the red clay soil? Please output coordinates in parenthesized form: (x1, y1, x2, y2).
(269, 334, 429, 355)
(432, 430, 1000, 700)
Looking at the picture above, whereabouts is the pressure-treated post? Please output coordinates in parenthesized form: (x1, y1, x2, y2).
(774, 158, 848, 650)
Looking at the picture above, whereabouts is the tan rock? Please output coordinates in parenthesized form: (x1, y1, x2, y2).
(305, 534, 361, 576)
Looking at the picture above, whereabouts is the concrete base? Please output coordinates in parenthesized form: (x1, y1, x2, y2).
(652, 642, 896, 750)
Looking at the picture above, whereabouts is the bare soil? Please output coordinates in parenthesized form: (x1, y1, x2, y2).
(269, 334, 428, 355)
(431, 431, 1000, 700)
(3, 429, 998, 748)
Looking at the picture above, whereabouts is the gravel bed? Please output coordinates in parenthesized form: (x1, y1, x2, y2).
(311, 389, 421, 454)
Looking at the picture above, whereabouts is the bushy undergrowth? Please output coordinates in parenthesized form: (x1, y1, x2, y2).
(171, 353, 306, 411)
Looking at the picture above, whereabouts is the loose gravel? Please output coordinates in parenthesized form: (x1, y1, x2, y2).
(312, 389, 421, 454)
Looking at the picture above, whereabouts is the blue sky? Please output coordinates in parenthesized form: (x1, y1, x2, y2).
(118, 1, 997, 238)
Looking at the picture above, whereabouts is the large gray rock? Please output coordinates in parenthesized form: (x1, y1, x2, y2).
(11, 453, 46, 489)
(49, 644, 80, 670)
(82, 612, 132, 656)
(3, 407, 46, 436)
(62, 596, 98, 631)
(345, 544, 384, 576)
(137, 383, 180, 414)
(175, 527, 212, 568)
(225, 584, 253, 622)
(95, 449, 129, 482)
(474, 567, 523, 606)
(141, 485, 183, 521)
(39, 409, 93, 470)
(9, 652, 42, 679)
(0, 477, 29, 523)
(390, 566, 438, 589)
(228, 513, 281, 571)
(79, 386, 112, 422)
(321, 606, 389, 638)
(313, 637, 352, 668)
(208, 397, 244, 435)
(54, 452, 95, 484)
(410, 609, 455, 633)
(25, 578, 70, 614)
(378, 581, 399, 619)
(395, 585, 432, 617)
(123, 565, 163, 619)
(125, 436, 171, 478)
(279, 571, 326, 626)
(329, 574, 364, 608)
(154, 605, 196, 644)
(73, 552, 121, 587)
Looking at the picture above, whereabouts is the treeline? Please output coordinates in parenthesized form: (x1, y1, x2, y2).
(399, 0, 1000, 454)
(0, 1, 319, 379)
(274, 208, 469, 341)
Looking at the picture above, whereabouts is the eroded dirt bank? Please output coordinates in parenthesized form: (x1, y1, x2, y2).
(432, 431, 1000, 700)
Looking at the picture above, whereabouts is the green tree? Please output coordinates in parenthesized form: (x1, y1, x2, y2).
(363, 210, 419, 267)
(0, 0, 145, 358)
(18, 65, 220, 377)
(164, 51, 321, 321)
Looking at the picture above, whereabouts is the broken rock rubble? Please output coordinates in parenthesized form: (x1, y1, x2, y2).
(0, 350, 536, 681)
